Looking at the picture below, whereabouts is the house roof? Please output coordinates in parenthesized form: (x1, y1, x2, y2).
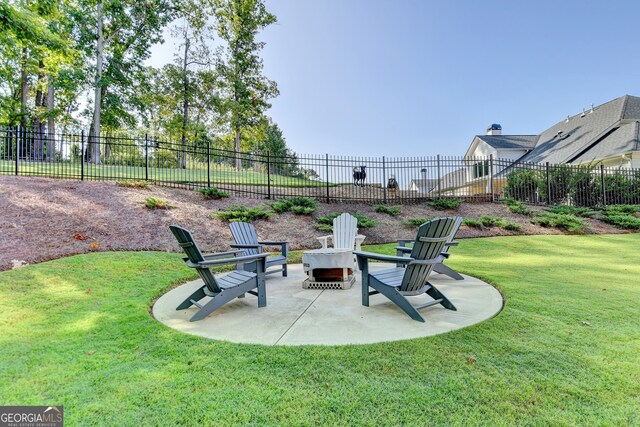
(516, 95, 640, 165)
(475, 135, 539, 150)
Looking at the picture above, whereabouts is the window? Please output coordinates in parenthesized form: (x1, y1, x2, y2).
(472, 160, 490, 179)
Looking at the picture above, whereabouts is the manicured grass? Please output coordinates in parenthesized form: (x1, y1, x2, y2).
(1, 160, 322, 187)
(1, 235, 640, 425)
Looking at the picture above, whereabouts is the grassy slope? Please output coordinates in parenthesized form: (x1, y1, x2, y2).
(0, 160, 321, 187)
(1, 235, 639, 426)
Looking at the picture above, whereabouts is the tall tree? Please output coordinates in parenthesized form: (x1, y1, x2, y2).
(80, 0, 176, 163)
(213, 0, 278, 170)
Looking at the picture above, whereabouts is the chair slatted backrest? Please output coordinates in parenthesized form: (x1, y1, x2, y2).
(442, 216, 463, 254)
(400, 217, 456, 293)
(229, 222, 261, 256)
(170, 225, 221, 293)
(333, 213, 358, 249)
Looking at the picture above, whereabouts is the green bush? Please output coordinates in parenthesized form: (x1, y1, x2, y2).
(315, 212, 378, 231)
(503, 222, 522, 232)
(504, 169, 541, 203)
(480, 215, 508, 228)
(374, 205, 402, 216)
(214, 205, 273, 222)
(462, 218, 482, 228)
(601, 204, 640, 215)
(600, 213, 640, 230)
(501, 198, 534, 215)
(116, 180, 150, 189)
(427, 198, 461, 210)
(272, 197, 317, 215)
(531, 213, 584, 233)
(545, 205, 598, 217)
(401, 218, 430, 228)
(143, 196, 172, 209)
(197, 187, 229, 200)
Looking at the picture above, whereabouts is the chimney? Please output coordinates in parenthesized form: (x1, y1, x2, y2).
(421, 168, 427, 179)
(486, 123, 502, 135)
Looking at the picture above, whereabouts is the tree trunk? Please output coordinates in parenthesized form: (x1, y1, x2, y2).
(33, 60, 46, 160)
(20, 47, 28, 129)
(235, 127, 241, 170)
(181, 36, 190, 170)
(46, 74, 56, 161)
(90, 0, 104, 164)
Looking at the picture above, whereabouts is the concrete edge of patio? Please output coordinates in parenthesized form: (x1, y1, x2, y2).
(152, 264, 503, 346)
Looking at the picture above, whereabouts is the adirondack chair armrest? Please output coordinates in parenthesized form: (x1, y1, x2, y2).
(202, 250, 243, 259)
(231, 243, 263, 250)
(397, 239, 414, 247)
(182, 250, 243, 262)
(395, 246, 412, 253)
(445, 241, 459, 247)
(316, 235, 332, 248)
(188, 252, 269, 268)
(353, 251, 414, 264)
(257, 241, 288, 256)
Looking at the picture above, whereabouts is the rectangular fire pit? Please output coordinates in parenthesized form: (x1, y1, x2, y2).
(302, 248, 355, 290)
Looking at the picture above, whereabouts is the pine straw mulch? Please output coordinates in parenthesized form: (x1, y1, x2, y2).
(0, 175, 625, 271)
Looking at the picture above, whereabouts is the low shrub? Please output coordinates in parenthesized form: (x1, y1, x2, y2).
(501, 198, 533, 215)
(374, 205, 402, 216)
(215, 205, 273, 222)
(197, 187, 229, 200)
(427, 197, 461, 210)
(316, 212, 378, 231)
(401, 218, 430, 228)
(600, 213, 640, 230)
(272, 197, 317, 215)
(545, 205, 598, 217)
(503, 222, 522, 232)
(462, 218, 482, 228)
(480, 215, 508, 228)
(143, 196, 172, 209)
(601, 204, 640, 215)
(116, 180, 149, 189)
(531, 212, 584, 233)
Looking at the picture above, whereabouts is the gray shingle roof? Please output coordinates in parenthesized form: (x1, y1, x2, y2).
(517, 95, 640, 165)
(571, 121, 640, 164)
(475, 135, 539, 150)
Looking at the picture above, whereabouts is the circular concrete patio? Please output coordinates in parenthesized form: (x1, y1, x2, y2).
(153, 264, 503, 346)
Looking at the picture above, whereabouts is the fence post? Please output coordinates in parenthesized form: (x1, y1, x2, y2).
(489, 155, 494, 201)
(145, 134, 149, 181)
(600, 164, 606, 206)
(207, 138, 211, 188)
(80, 130, 85, 181)
(382, 156, 387, 204)
(266, 151, 271, 199)
(325, 153, 330, 203)
(15, 126, 19, 176)
(437, 155, 441, 197)
(546, 162, 551, 205)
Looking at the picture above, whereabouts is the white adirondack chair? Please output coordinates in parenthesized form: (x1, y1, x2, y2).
(317, 213, 366, 252)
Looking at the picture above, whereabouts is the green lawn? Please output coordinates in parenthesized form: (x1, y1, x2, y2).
(0, 159, 323, 187)
(1, 235, 639, 425)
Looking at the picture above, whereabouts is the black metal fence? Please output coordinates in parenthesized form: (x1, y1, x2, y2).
(2, 126, 639, 206)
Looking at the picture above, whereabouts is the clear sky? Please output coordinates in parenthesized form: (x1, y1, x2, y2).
(148, 0, 640, 157)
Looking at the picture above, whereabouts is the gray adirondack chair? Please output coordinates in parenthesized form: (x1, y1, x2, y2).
(229, 221, 288, 277)
(354, 217, 458, 322)
(317, 212, 366, 251)
(170, 225, 268, 322)
(396, 216, 464, 280)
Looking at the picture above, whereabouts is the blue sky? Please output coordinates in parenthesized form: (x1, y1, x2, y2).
(149, 0, 640, 157)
